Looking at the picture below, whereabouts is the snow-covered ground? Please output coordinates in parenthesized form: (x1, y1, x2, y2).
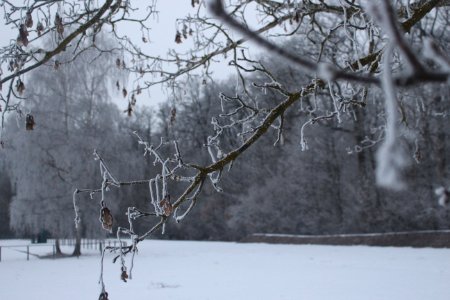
(0, 240, 449, 300)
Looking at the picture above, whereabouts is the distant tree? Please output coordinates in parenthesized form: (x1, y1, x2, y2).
(4, 35, 128, 254)
(0, 159, 13, 238)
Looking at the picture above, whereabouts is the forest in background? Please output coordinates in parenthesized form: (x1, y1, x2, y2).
(0, 31, 448, 242)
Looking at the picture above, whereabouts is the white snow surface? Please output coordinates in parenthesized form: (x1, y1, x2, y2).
(0, 240, 449, 300)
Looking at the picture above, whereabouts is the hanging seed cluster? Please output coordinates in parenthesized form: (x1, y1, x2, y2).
(16, 79, 25, 95)
(54, 13, 64, 38)
(159, 195, 173, 217)
(25, 114, 35, 130)
(175, 23, 193, 44)
(100, 204, 114, 232)
(16, 11, 65, 46)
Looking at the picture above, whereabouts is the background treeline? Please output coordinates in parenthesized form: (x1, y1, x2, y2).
(0, 36, 449, 241)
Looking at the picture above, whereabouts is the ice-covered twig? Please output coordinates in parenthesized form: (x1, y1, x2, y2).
(375, 44, 408, 190)
(435, 186, 450, 207)
(366, 0, 426, 74)
(210, 0, 449, 87)
(175, 178, 205, 223)
(273, 114, 284, 147)
(94, 149, 120, 186)
(72, 189, 81, 228)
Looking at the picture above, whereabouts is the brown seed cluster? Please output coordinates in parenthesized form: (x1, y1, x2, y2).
(121, 267, 129, 282)
(16, 79, 25, 95)
(100, 206, 114, 232)
(54, 13, 64, 37)
(26, 114, 35, 131)
(160, 195, 173, 217)
(98, 291, 109, 300)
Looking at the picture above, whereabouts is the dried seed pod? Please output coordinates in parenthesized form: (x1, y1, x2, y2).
(175, 31, 182, 44)
(25, 11, 33, 28)
(17, 24, 29, 47)
(36, 21, 44, 36)
(54, 60, 60, 70)
(130, 93, 136, 106)
(120, 267, 129, 282)
(122, 88, 127, 98)
(124, 102, 133, 117)
(16, 79, 25, 95)
(116, 81, 120, 91)
(116, 58, 121, 68)
(413, 148, 422, 164)
(26, 114, 35, 130)
(170, 107, 176, 124)
(182, 25, 188, 39)
(54, 13, 64, 37)
(142, 36, 148, 43)
(100, 206, 113, 232)
(98, 291, 109, 300)
(294, 12, 300, 23)
(136, 84, 141, 95)
(159, 195, 173, 217)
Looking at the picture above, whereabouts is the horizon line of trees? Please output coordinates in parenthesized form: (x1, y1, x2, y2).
(0, 32, 448, 244)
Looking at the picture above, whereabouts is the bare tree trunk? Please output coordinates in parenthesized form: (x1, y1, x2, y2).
(55, 238, 62, 255)
(327, 138, 343, 231)
(72, 225, 82, 257)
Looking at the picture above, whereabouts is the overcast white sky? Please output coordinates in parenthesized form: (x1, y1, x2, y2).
(114, 0, 234, 109)
(0, 1, 243, 111)
(122, 1, 263, 110)
(0, 0, 268, 114)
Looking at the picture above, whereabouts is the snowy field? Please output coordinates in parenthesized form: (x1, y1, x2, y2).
(0, 240, 449, 300)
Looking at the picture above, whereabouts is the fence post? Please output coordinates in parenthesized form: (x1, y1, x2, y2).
(99, 241, 103, 254)
(0, 246, 2, 262)
(27, 246, 29, 261)
(53, 245, 56, 259)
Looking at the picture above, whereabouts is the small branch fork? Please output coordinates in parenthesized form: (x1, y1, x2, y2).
(209, 0, 449, 87)
(72, 81, 304, 292)
(209, 0, 450, 185)
(73, 137, 209, 294)
(65, 0, 449, 296)
(1, 0, 448, 141)
(0, 0, 157, 137)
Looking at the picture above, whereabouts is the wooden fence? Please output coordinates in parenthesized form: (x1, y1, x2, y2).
(0, 239, 127, 262)
(57, 238, 127, 251)
(244, 230, 450, 248)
